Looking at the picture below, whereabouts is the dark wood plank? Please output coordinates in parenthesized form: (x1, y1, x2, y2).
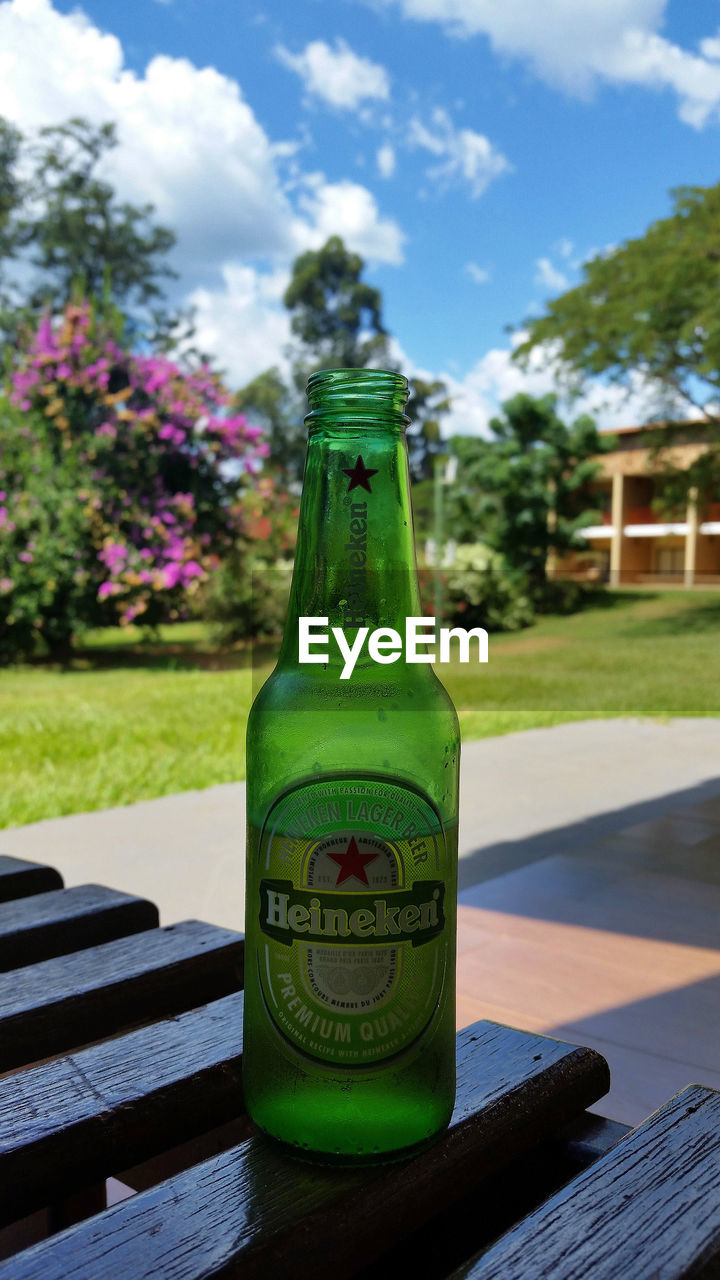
(0, 992, 243, 1226)
(0, 885, 159, 971)
(0, 857, 62, 904)
(354, 1111, 632, 1280)
(452, 1084, 720, 1280)
(0, 921, 244, 1072)
(0, 1022, 609, 1279)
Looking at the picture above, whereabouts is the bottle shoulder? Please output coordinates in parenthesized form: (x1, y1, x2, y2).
(246, 663, 460, 826)
(249, 662, 458, 724)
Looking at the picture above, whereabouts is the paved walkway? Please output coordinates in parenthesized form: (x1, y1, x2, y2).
(3, 718, 719, 928)
(457, 791, 720, 1124)
(4, 716, 720, 1126)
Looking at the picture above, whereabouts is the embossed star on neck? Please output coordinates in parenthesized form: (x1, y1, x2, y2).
(342, 455, 378, 494)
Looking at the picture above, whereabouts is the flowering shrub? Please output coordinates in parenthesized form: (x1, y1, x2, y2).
(202, 473, 300, 642)
(444, 543, 534, 633)
(1, 301, 268, 658)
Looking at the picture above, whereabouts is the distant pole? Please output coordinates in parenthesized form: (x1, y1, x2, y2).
(432, 453, 457, 622)
(433, 453, 444, 622)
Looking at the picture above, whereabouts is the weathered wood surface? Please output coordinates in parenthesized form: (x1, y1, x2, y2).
(353, 1110, 632, 1280)
(0, 1021, 610, 1280)
(0, 857, 63, 904)
(0, 921, 244, 1072)
(0, 884, 158, 971)
(451, 1084, 720, 1280)
(0, 992, 244, 1226)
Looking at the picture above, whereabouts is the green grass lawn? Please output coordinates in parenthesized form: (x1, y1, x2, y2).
(1, 588, 718, 828)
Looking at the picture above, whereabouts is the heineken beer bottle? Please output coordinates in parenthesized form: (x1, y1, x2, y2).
(244, 368, 459, 1162)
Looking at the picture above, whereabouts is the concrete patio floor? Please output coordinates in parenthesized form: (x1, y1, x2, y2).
(3, 716, 720, 1126)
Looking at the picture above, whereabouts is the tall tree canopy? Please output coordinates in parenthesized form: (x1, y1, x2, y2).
(237, 236, 451, 483)
(284, 235, 390, 370)
(448, 394, 612, 592)
(514, 184, 720, 429)
(235, 367, 306, 486)
(0, 115, 177, 338)
(406, 377, 452, 481)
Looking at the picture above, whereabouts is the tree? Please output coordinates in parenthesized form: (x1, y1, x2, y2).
(514, 184, 720, 431)
(1, 300, 268, 659)
(448, 394, 612, 594)
(406, 377, 452, 480)
(235, 367, 306, 485)
(0, 120, 23, 262)
(237, 237, 395, 483)
(0, 116, 177, 339)
(284, 235, 390, 370)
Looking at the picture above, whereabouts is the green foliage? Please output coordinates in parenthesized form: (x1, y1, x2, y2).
(0, 115, 177, 339)
(235, 367, 306, 484)
(0, 120, 23, 266)
(1, 301, 266, 662)
(202, 474, 299, 643)
(444, 543, 534, 633)
(514, 183, 720, 429)
(238, 236, 408, 483)
(204, 558, 292, 644)
(406, 377, 452, 480)
(284, 235, 390, 370)
(0, 395, 93, 660)
(447, 394, 612, 591)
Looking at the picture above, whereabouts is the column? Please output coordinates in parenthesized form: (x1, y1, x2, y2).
(609, 472, 624, 586)
(685, 486, 698, 588)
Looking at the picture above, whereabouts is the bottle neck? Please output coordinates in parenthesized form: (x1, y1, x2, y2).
(280, 422, 421, 664)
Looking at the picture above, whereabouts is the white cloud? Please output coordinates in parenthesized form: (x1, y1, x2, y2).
(408, 107, 511, 197)
(700, 33, 720, 61)
(187, 265, 292, 388)
(465, 262, 491, 284)
(556, 237, 574, 259)
(366, 0, 720, 128)
(0, 0, 297, 269)
(274, 38, 390, 111)
(534, 257, 569, 292)
(293, 176, 405, 264)
(439, 334, 682, 438)
(377, 142, 396, 177)
(0, 0, 406, 385)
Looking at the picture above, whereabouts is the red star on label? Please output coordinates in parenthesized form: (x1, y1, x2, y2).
(342, 455, 378, 493)
(328, 836, 379, 887)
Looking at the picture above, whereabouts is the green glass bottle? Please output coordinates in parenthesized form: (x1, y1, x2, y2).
(243, 368, 460, 1163)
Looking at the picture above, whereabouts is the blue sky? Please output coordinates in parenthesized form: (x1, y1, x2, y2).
(1, 0, 719, 432)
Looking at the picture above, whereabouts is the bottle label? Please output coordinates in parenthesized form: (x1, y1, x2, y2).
(254, 777, 448, 1068)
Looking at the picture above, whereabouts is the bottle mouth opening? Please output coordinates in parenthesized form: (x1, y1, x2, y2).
(306, 368, 410, 426)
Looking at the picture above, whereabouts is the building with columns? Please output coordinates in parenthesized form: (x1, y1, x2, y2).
(558, 421, 720, 586)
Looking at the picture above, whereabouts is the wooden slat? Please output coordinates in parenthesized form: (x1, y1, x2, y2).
(452, 1084, 720, 1280)
(0, 885, 159, 971)
(0, 921, 244, 1072)
(0, 1021, 609, 1280)
(0, 992, 244, 1226)
(352, 1112, 632, 1280)
(0, 857, 62, 904)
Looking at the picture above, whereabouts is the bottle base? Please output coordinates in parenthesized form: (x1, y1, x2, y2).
(253, 1120, 448, 1167)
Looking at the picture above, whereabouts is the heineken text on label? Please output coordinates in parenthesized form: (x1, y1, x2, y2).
(254, 777, 448, 1066)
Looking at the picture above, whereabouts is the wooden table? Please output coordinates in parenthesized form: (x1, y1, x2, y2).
(0, 853, 718, 1279)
